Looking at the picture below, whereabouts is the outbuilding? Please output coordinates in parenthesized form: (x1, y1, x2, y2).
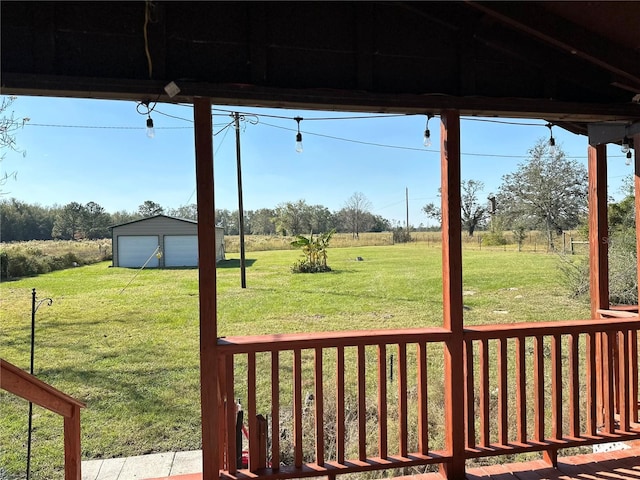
(111, 215, 224, 268)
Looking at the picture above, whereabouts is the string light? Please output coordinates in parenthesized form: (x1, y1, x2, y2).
(423, 114, 433, 147)
(546, 123, 556, 156)
(294, 116, 303, 153)
(137, 100, 158, 139)
(146, 116, 155, 138)
(621, 135, 630, 154)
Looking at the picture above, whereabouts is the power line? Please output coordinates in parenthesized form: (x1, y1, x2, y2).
(26, 123, 190, 130)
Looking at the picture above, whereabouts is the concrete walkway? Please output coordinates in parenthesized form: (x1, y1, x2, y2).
(82, 450, 202, 480)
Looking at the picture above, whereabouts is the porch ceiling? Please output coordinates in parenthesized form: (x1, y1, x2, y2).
(1, 1, 640, 137)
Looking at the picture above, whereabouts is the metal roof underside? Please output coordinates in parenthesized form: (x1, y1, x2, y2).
(2, 1, 640, 137)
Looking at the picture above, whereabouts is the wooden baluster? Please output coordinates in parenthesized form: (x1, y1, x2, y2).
(294, 349, 303, 467)
(569, 333, 580, 438)
(534, 335, 545, 442)
(224, 355, 236, 474)
(248, 352, 258, 471)
(603, 331, 616, 433)
(586, 332, 597, 436)
(498, 338, 508, 445)
(358, 345, 367, 461)
(216, 354, 227, 470)
(464, 338, 476, 449)
(336, 347, 346, 465)
(551, 334, 562, 441)
(271, 351, 280, 470)
(378, 344, 388, 459)
(418, 342, 429, 454)
(315, 347, 325, 465)
(631, 329, 639, 423)
(516, 336, 527, 444)
(480, 338, 490, 447)
(619, 330, 630, 432)
(398, 343, 408, 457)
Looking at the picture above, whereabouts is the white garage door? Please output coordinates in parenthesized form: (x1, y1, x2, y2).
(164, 235, 198, 267)
(118, 236, 160, 268)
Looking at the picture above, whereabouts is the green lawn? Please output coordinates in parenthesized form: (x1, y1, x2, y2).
(0, 244, 590, 479)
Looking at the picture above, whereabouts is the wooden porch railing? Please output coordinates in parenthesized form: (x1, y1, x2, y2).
(0, 358, 85, 480)
(216, 319, 640, 480)
(463, 317, 639, 465)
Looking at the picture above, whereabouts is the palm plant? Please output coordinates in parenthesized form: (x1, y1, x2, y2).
(290, 229, 335, 273)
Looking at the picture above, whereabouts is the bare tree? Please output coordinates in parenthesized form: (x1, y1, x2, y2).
(0, 96, 29, 192)
(343, 192, 372, 239)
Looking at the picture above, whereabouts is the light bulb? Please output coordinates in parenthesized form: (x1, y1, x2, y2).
(621, 136, 630, 154)
(423, 129, 431, 147)
(146, 117, 155, 138)
(626, 151, 632, 166)
(295, 132, 303, 153)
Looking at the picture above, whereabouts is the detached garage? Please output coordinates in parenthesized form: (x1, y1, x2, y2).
(111, 215, 224, 268)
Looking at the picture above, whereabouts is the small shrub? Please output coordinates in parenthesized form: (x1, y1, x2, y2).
(291, 259, 332, 274)
(393, 227, 412, 243)
(481, 231, 508, 246)
(0, 240, 106, 279)
(0, 251, 7, 279)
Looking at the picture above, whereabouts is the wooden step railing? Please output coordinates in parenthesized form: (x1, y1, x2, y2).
(216, 318, 640, 480)
(0, 358, 85, 480)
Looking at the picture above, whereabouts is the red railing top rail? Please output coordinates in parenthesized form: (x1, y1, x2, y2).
(464, 317, 640, 340)
(0, 358, 85, 417)
(217, 327, 452, 353)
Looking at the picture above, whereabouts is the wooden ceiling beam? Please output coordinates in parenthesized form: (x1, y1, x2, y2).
(467, 2, 640, 92)
(4, 73, 639, 128)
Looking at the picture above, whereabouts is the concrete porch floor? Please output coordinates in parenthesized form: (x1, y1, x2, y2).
(82, 446, 640, 480)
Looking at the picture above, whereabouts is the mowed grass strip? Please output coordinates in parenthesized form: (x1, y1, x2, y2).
(0, 244, 589, 479)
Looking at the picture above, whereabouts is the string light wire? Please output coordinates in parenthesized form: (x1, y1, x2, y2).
(22, 110, 626, 159)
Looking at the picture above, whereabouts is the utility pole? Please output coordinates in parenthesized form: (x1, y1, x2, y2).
(233, 113, 247, 288)
(406, 187, 410, 234)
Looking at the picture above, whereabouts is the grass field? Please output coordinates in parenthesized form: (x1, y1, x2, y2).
(0, 243, 590, 479)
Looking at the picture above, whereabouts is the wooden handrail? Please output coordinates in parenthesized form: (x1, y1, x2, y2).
(464, 317, 640, 340)
(216, 320, 640, 480)
(1, 358, 85, 480)
(217, 326, 451, 353)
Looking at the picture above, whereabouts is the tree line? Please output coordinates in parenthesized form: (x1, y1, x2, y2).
(2, 138, 594, 247)
(0, 193, 397, 242)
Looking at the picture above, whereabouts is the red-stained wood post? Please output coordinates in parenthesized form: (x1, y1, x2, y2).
(588, 144, 608, 433)
(634, 132, 640, 423)
(63, 405, 82, 480)
(588, 144, 609, 316)
(194, 97, 220, 480)
(439, 110, 465, 479)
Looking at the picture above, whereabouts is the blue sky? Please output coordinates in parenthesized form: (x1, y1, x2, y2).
(1, 95, 632, 228)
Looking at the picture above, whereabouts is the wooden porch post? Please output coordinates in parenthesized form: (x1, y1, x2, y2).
(194, 97, 219, 480)
(439, 110, 465, 479)
(588, 143, 609, 316)
(634, 132, 640, 424)
(588, 143, 608, 434)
